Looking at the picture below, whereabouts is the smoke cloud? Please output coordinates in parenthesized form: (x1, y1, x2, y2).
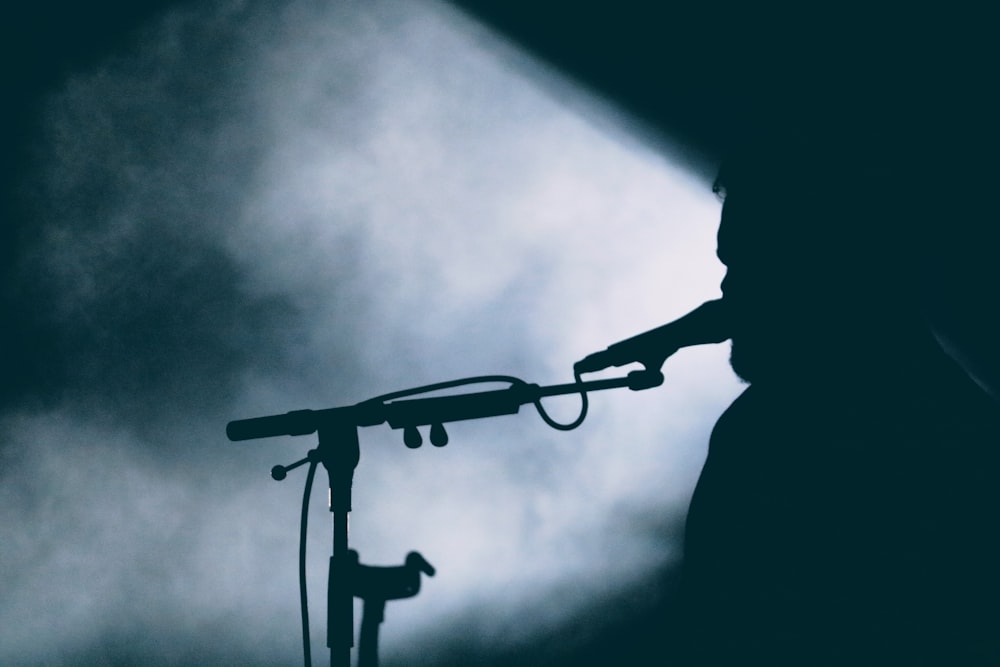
(1, 1, 742, 664)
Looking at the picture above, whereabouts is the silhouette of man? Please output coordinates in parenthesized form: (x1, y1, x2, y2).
(581, 130, 999, 664)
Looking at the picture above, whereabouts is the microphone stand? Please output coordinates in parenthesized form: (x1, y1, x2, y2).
(319, 417, 360, 667)
(227, 370, 662, 667)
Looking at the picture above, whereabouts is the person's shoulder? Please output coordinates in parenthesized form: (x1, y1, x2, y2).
(709, 383, 801, 447)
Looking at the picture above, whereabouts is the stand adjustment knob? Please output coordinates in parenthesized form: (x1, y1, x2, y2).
(429, 423, 448, 447)
(403, 426, 422, 448)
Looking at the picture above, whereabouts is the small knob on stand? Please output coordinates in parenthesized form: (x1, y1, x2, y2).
(429, 423, 448, 447)
(403, 426, 423, 449)
(270, 449, 320, 481)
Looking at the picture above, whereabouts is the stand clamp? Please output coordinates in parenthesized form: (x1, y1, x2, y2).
(347, 551, 436, 667)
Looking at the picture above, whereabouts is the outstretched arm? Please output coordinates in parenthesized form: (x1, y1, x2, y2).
(574, 299, 730, 373)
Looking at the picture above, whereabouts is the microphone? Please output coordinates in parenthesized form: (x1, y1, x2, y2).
(575, 324, 676, 373)
(574, 299, 730, 373)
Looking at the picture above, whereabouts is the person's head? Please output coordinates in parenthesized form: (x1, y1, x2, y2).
(713, 128, 931, 385)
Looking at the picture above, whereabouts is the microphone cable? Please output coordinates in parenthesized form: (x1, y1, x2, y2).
(299, 454, 320, 667)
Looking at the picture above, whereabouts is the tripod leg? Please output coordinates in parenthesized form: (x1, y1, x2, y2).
(328, 552, 355, 667)
(358, 599, 386, 667)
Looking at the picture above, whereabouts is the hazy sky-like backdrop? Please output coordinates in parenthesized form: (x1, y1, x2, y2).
(1, 2, 745, 665)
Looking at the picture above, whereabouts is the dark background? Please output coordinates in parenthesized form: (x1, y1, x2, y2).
(2, 2, 996, 665)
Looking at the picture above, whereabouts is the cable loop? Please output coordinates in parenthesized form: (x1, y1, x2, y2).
(532, 370, 589, 431)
